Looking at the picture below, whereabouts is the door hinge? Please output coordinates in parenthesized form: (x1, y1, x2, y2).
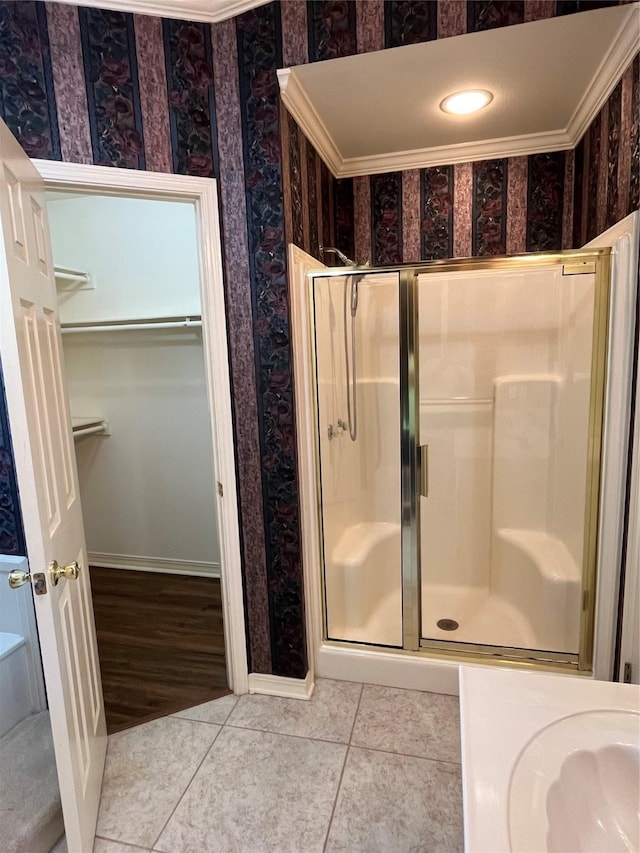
(582, 589, 589, 611)
(217, 481, 224, 497)
(623, 662, 632, 683)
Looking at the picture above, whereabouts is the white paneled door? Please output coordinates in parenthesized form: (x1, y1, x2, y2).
(0, 119, 106, 851)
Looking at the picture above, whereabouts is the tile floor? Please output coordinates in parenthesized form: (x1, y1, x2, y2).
(91, 679, 464, 853)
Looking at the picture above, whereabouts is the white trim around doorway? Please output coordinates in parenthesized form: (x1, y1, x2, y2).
(33, 159, 250, 695)
(587, 211, 640, 681)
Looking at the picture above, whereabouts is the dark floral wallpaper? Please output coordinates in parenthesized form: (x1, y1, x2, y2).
(421, 166, 454, 259)
(527, 152, 565, 251)
(385, 1, 438, 47)
(79, 7, 144, 168)
(307, 0, 356, 62)
(0, 367, 25, 556)
(473, 159, 507, 256)
(371, 172, 403, 264)
(235, 2, 308, 678)
(287, 109, 304, 248)
(334, 177, 355, 262)
(606, 78, 622, 228)
(0, 2, 59, 158)
(307, 139, 320, 259)
(467, 0, 525, 31)
(0, 0, 637, 679)
(586, 112, 602, 241)
(320, 160, 334, 251)
(163, 19, 218, 177)
(630, 54, 639, 212)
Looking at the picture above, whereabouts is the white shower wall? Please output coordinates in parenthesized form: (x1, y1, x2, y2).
(315, 273, 402, 646)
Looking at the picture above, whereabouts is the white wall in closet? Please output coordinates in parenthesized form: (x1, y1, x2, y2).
(49, 194, 201, 322)
(48, 194, 220, 576)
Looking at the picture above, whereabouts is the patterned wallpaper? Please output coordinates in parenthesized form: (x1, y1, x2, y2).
(0, 365, 25, 556)
(0, 0, 637, 679)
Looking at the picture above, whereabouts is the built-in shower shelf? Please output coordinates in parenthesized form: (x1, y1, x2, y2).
(422, 397, 493, 406)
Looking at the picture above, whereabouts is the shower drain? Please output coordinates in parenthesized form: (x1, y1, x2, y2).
(437, 618, 459, 631)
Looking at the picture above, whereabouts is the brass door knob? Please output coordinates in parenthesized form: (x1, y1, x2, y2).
(9, 569, 31, 589)
(8, 569, 47, 595)
(49, 560, 80, 586)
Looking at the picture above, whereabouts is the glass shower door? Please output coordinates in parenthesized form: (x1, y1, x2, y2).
(313, 271, 403, 647)
(416, 257, 608, 666)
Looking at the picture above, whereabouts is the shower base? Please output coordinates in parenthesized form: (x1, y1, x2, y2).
(328, 584, 537, 651)
(421, 584, 537, 650)
(329, 579, 575, 657)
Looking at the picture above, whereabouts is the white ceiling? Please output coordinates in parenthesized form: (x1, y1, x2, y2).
(279, 4, 640, 177)
(51, 0, 269, 23)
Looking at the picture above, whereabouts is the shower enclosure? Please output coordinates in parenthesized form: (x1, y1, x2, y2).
(311, 250, 610, 671)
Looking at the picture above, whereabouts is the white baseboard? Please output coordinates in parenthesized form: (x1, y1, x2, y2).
(247, 671, 315, 700)
(88, 552, 220, 578)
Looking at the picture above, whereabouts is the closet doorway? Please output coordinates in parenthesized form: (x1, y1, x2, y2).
(35, 161, 247, 733)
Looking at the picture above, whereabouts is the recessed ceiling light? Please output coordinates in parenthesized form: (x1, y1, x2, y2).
(440, 90, 493, 116)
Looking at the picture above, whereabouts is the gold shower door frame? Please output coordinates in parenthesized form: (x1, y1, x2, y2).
(309, 248, 611, 674)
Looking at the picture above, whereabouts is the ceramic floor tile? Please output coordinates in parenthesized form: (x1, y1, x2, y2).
(155, 727, 347, 853)
(96, 716, 220, 849)
(325, 746, 464, 853)
(351, 685, 461, 762)
(172, 693, 238, 725)
(94, 839, 150, 853)
(226, 678, 362, 742)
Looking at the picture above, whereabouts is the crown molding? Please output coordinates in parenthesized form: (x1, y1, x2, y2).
(277, 69, 343, 177)
(566, 11, 640, 144)
(49, 0, 269, 24)
(335, 130, 574, 178)
(278, 10, 639, 180)
(279, 67, 571, 178)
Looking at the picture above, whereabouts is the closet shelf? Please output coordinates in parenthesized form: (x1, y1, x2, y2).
(61, 316, 202, 334)
(71, 416, 110, 440)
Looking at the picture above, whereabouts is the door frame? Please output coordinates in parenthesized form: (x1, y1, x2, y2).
(585, 211, 640, 682)
(33, 159, 249, 695)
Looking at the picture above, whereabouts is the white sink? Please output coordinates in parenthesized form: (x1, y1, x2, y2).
(509, 710, 640, 853)
(459, 666, 640, 852)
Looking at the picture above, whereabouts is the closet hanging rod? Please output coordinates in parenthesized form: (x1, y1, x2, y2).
(61, 316, 202, 334)
(54, 265, 91, 284)
(72, 423, 108, 439)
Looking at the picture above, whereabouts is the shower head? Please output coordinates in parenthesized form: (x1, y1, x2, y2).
(319, 245, 356, 267)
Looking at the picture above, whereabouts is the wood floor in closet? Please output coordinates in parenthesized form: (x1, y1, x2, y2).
(90, 566, 230, 734)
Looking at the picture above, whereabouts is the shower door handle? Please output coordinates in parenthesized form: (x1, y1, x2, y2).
(420, 445, 429, 497)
